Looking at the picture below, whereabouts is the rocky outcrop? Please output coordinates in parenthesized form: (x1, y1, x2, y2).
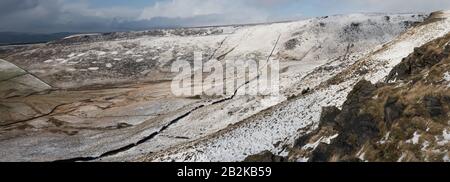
(283, 32, 450, 162)
(286, 80, 381, 162)
(243, 150, 287, 162)
(386, 33, 450, 82)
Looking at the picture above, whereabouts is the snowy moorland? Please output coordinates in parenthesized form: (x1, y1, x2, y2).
(0, 11, 449, 162)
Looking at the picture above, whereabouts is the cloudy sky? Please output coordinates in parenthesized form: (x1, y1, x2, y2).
(1, 0, 450, 33)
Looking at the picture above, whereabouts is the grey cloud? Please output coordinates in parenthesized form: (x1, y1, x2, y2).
(0, 0, 270, 33)
(0, 0, 40, 16)
(0, 0, 131, 33)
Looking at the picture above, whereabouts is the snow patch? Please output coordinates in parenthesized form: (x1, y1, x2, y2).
(63, 33, 99, 39)
(421, 141, 430, 151)
(397, 153, 406, 162)
(406, 131, 420, 145)
(67, 53, 77, 58)
(296, 157, 309, 162)
(444, 154, 450, 162)
(302, 137, 323, 150)
(443, 72, 450, 87)
(97, 51, 106, 56)
(444, 129, 450, 140)
(323, 134, 339, 145)
(66, 68, 76, 72)
(379, 132, 391, 144)
(302, 134, 339, 150)
(358, 152, 366, 161)
(438, 129, 450, 146)
(56, 58, 68, 64)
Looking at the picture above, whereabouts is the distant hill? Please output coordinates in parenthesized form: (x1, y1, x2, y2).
(0, 32, 77, 45)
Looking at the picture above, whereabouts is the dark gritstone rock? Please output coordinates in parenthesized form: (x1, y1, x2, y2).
(293, 107, 341, 152)
(301, 87, 311, 95)
(319, 106, 341, 127)
(289, 80, 381, 162)
(384, 96, 405, 125)
(423, 96, 443, 117)
(309, 81, 379, 162)
(244, 151, 287, 162)
(341, 80, 377, 107)
(343, 22, 362, 35)
(285, 39, 299, 50)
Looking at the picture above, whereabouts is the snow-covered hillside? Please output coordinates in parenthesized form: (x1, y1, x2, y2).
(0, 11, 448, 162)
(144, 11, 450, 162)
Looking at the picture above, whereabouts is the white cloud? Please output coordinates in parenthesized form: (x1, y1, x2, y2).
(139, 0, 269, 23)
(140, 0, 225, 19)
(345, 0, 450, 13)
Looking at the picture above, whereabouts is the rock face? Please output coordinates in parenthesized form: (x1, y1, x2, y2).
(276, 32, 450, 162)
(1, 11, 450, 162)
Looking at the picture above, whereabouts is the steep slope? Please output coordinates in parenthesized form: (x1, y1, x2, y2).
(146, 11, 450, 162)
(282, 32, 450, 162)
(0, 59, 50, 99)
(0, 13, 434, 161)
